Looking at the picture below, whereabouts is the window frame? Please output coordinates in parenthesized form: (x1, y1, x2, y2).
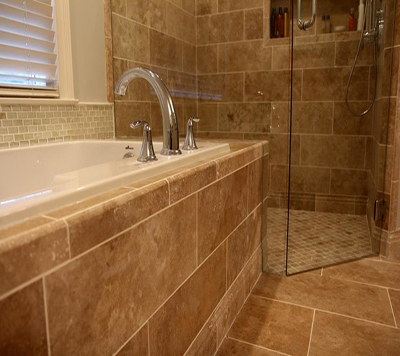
(0, 0, 78, 104)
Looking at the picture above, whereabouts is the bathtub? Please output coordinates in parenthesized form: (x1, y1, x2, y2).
(0, 140, 230, 227)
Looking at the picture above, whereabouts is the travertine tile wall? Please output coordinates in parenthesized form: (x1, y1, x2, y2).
(0, 104, 114, 149)
(110, 0, 197, 138)
(0, 143, 265, 355)
(195, 1, 373, 215)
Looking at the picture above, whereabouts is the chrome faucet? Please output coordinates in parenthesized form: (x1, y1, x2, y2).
(114, 68, 181, 156)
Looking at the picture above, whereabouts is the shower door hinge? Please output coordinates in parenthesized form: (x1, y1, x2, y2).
(374, 199, 386, 222)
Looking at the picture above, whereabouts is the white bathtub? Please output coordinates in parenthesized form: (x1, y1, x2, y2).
(0, 140, 230, 227)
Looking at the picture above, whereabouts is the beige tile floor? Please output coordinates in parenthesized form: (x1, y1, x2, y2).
(217, 258, 400, 356)
(264, 208, 373, 274)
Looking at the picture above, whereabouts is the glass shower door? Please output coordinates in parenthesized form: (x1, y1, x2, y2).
(285, 0, 393, 274)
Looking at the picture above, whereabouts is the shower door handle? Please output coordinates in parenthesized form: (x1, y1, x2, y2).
(298, 0, 317, 30)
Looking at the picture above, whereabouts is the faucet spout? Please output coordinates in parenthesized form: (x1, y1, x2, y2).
(114, 67, 181, 155)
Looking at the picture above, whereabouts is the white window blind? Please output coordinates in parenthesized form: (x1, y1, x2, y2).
(0, 0, 59, 97)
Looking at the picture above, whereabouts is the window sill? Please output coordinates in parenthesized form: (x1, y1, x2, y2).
(0, 98, 80, 105)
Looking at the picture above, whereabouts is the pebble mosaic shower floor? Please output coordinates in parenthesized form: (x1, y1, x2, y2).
(264, 208, 373, 274)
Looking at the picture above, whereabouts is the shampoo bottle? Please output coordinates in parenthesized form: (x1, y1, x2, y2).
(276, 7, 283, 38)
(357, 0, 365, 31)
(270, 8, 276, 38)
(284, 8, 289, 37)
(349, 8, 356, 31)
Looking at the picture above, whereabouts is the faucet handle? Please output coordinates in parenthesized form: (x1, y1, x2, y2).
(182, 117, 200, 151)
(189, 116, 200, 124)
(130, 120, 149, 130)
(130, 120, 157, 162)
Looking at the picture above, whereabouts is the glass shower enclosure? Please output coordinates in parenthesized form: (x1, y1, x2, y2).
(262, 0, 394, 275)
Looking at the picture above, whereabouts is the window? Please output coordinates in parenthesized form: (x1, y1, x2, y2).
(0, 0, 59, 98)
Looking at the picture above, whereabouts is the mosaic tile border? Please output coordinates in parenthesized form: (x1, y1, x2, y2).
(0, 103, 114, 149)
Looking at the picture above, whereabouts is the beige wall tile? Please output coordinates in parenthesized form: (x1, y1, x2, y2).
(198, 73, 244, 102)
(218, 0, 263, 12)
(167, 161, 217, 203)
(330, 169, 369, 196)
(148, 243, 226, 356)
(265, 134, 291, 165)
(47, 196, 196, 356)
(198, 167, 248, 262)
(334, 102, 373, 135)
(219, 40, 272, 72)
(335, 40, 374, 67)
(245, 70, 301, 102)
(183, 42, 196, 74)
(105, 36, 114, 103)
(198, 104, 218, 131)
(0, 216, 52, 240)
(112, 14, 149, 62)
(290, 166, 331, 194)
(292, 102, 333, 134)
(47, 187, 132, 219)
(0, 282, 47, 355)
(149, 29, 183, 71)
(182, 0, 195, 15)
(270, 165, 288, 193)
(197, 12, 244, 45)
(218, 103, 271, 133)
(126, 0, 166, 31)
(111, 0, 126, 16)
(0, 221, 69, 295)
(197, 45, 218, 74)
(274, 42, 335, 70)
(303, 67, 370, 101)
(216, 144, 262, 178)
(166, 1, 196, 44)
(270, 102, 289, 134)
(245, 8, 263, 40)
(66, 180, 169, 256)
(300, 135, 366, 169)
(227, 205, 261, 286)
(196, 0, 218, 15)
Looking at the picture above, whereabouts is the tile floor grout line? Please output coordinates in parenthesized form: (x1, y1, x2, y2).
(306, 309, 316, 356)
(387, 288, 398, 328)
(318, 275, 400, 292)
(226, 336, 292, 356)
(250, 294, 399, 330)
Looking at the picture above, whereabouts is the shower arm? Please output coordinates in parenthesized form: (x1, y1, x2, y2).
(297, 0, 317, 30)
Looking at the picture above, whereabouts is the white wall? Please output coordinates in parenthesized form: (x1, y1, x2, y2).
(69, 0, 107, 103)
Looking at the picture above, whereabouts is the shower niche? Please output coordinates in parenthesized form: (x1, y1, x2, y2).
(267, 0, 361, 40)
